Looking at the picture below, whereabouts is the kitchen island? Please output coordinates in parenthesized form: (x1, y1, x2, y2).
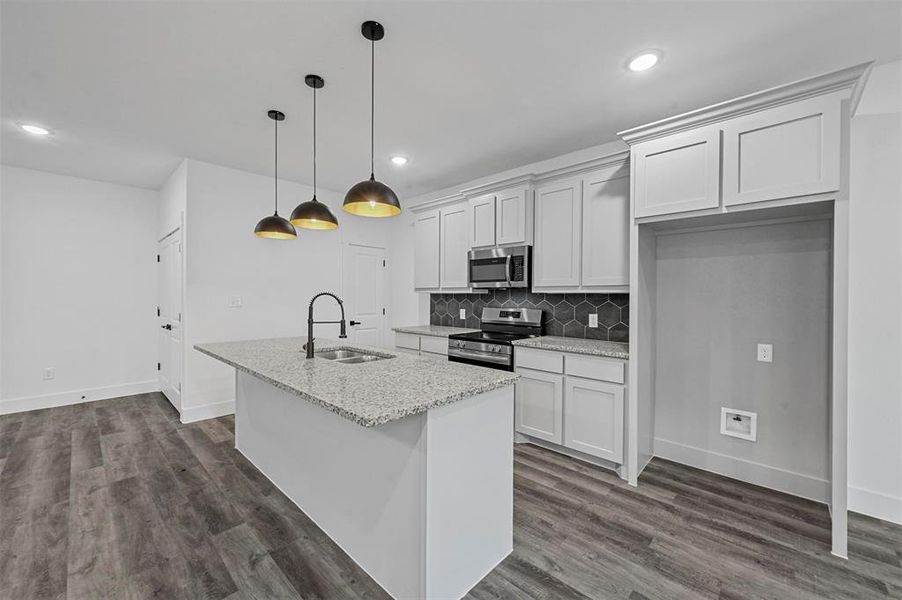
(195, 337, 518, 600)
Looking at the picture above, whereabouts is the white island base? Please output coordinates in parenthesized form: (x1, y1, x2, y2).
(234, 371, 515, 600)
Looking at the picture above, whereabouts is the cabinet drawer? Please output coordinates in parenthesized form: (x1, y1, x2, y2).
(515, 347, 563, 373)
(565, 354, 625, 384)
(395, 332, 421, 351)
(420, 335, 448, 356)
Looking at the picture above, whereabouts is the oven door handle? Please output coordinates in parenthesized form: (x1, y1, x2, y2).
(448, 347, 511, 365)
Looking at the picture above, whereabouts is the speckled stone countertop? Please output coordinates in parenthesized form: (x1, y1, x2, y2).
(511, 336, 629, 360)
(392, 325, 479, 338)
(195, 337, 518, 428)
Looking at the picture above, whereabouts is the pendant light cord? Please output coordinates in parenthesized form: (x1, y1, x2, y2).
(274, 116, 279, 214)
(313, 85, 317, 199)
(370, 36, 375, 179)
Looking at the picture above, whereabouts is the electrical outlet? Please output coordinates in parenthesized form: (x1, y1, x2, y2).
(588, 314, 599, 328)
(459, 308, 466, 319)
(228, 296, 243, 308)
(43, 367, 55, 380)
(757, 343, 773, 363)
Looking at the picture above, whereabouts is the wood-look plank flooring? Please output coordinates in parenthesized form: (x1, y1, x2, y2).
(0, 392, 899, 599)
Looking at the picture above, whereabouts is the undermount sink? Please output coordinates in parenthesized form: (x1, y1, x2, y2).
(315, 348, 394, 364)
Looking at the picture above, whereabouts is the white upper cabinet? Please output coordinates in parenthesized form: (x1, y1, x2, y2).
(633, 127, 721, 218)
(496, 186, 532, 246)
(439, 202, 469, 289)
(722, 93, 841, 207)
(413, 210, 440, 290)
(469, 194, 496, 248)
(533, 177, 582, 288)
(581, 172, 630, 288)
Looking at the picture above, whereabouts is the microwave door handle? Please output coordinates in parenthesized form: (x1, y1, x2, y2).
(505, 255, 513, 285)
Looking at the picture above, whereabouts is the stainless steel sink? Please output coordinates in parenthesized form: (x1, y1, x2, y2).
(315, 348, 394, 364)
(317, 349, 368, 360)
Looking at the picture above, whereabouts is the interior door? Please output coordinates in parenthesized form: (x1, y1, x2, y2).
(158, 229, 182, 410)
(343, 244, 386, 348)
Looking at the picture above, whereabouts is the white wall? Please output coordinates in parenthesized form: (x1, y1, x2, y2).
(178, 159, 392, 422)
(0, 165, 158, 413)
(848, 60, 902, 523)
(653, 220, 832, 501)
(390, 139, 628, 327)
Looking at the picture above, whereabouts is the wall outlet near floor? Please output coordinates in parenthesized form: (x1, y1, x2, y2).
(721, 407, 757, 442)
(228, 296, 243, 308)
(459, 308, 466, 319)
(43, 367, 55, 380)
(757, 343, 773, 363)
(588, 313, 599, 328)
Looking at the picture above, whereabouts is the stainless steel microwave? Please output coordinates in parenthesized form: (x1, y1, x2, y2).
(468, 245, 530, 289)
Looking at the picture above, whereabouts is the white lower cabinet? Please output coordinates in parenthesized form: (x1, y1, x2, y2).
(514, 369, 563, 444)
(563, 376, 624, 463)
(515, 347, 626, 464)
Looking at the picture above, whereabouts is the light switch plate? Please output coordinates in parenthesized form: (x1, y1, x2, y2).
(43, 367, 55, 380)
(588, 314, 599, 328)
(459, 308, 466, 319)
(757, 343, 773, 363)
(228, 296, 243, 308)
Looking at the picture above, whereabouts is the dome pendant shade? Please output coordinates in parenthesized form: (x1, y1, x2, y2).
(290, 74, 339, 230)
(343, 176, 401, 217)
(255, 109, 296, 239)
(343, 21, 401, 218)
(290, 197, 339, 229)
(255, 212, 297, 239)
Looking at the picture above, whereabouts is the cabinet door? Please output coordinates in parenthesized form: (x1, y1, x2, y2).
(533, 178, 582, 288)
(469, 194, 496, 248)
(440, 203, 469, 289)
(581, 173, 629, 288)
(563, 376, 624, 463)
(414, 210, 440, 290)
(722, 94, 841, 206)
(496, 186, 531, 245)
(515, 368, 563, 444)
(633, 128, 721, 218)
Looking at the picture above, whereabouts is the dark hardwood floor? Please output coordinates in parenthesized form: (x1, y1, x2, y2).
(0, 393, 899, 599)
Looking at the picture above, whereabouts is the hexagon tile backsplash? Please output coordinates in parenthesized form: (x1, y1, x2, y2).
(430, 291, 629, 342)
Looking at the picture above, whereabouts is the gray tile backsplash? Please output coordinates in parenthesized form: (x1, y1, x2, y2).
(430, 290, 629, 342)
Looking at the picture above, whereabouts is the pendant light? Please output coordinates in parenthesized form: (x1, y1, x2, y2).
(290, 75, 339, 230)
(342, 20, 401, 218)
(255, 110, 297, 239)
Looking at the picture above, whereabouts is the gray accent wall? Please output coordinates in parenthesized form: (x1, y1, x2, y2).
(653, 220, 831, 497)
(430, 291, 629, 342)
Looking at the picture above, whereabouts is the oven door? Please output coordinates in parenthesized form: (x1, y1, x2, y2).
(448, 347, 514, 371)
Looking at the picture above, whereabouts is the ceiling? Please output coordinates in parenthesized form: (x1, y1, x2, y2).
(2, 1, 900, 198)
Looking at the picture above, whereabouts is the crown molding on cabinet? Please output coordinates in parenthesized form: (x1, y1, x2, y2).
(617, 61, 874, 145)
(411, 149, 630, 213)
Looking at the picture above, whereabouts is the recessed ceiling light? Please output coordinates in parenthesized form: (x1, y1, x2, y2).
(628, 51, 661, 72)
(391, 155, 408, 166)
(20, 123, 51, 136)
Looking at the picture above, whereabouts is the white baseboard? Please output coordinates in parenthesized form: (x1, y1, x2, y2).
(0, 380, 160, 415)
(654, 437, 830, 503)
(179, 399, 235, 423)
(849, 485, 902, 525)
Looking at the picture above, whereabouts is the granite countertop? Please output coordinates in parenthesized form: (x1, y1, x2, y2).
(511, 336, 630, 360)
(392, 325, 479, 338)
(194, 337, 518, 428)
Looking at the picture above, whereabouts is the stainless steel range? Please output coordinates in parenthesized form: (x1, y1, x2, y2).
(447, 307, 543, 371)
